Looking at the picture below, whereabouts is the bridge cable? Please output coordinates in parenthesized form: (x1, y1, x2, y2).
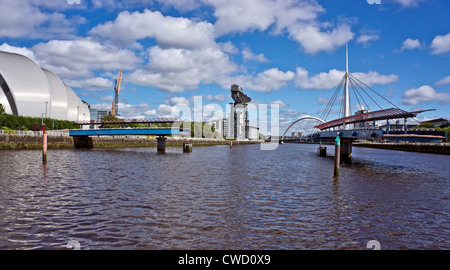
(311, 76, 345, 134)
(349, 73, 400, 109)
(349, 77, 370, 111)
(348, 76, 383, 111)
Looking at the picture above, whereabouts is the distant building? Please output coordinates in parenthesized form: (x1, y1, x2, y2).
(89, 109, 111, 121)
(420, 118, 450, 127)
(209, 119, 224, 138)
(249, 126, 260, 140)
(291, 131, 302, 137)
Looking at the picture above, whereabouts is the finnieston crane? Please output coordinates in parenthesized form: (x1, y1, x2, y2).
(111, 69, 123, 117)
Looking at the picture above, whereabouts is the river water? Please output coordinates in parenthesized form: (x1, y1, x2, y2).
(0, 143, 448, 250)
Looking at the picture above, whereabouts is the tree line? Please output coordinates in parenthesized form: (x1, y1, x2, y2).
(0, 103, 77, 131)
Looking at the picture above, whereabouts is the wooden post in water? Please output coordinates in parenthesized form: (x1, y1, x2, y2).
(230, 139, 232, 149)
(334, 136, 340, 177)
(42, 124, 47, 163)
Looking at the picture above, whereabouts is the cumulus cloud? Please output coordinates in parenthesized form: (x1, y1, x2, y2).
(32, 38, 141, 79)
(435, 75, 450, 86)
(392, 0, 424, 8)
(0, 43, 36, 60)
(66, 77, 114, 91)
(295, 67, 398, 90)
(357, 34, 380, 46)
(90, 9, 216, 49)
(129, 45, 236, 93)
(287, 22, 354, 54)
(430, 33, 450, 55)
(0, 1, 86, 39)
(242, 47, 269, 62)
(399, 38, 423, 51)
(223, 68, 295, 93)
(205, 94, 228, 101)
(204, 0, 351, 54)
(207, 0, 325, 36)
(402, 85, 450, 105)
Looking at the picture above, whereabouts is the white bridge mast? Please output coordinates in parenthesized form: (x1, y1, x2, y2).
(343, 43, 350, 130)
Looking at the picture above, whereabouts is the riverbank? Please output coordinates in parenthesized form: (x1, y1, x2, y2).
(353, 142, 450, 155)
(0, 134, 261, 150)
(282, 141, 450, 155)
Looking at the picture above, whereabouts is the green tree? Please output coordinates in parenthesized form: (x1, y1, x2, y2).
(0, 103, 5, 115)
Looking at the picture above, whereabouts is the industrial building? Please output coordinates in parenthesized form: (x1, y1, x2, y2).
(0, 51, 90, 122)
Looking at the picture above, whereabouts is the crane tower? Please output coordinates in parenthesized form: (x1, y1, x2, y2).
(111, 69, 123, 117)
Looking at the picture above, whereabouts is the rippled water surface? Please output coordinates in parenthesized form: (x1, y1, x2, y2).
(0, 144, 448, 249)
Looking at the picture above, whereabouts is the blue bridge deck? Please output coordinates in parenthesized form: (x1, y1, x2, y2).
(69, 128, 189, 137)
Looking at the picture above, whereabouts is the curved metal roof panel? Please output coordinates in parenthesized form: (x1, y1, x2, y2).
(64, 83, 80, 122)
(0, 51, 51, 118)
(42, 68, 69, 120)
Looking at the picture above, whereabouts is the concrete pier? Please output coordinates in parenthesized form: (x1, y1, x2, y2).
(340, 140, 353, 161)
(317, 146, 327, 156)
(183, 143, 192, 153)
(157, 136, 167, 153)
(73, 136, 94, 148)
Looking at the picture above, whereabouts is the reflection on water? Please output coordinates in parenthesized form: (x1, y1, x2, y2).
(0, 144, 448, 249)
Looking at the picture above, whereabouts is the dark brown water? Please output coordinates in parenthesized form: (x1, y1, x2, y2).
(0, 144, 448, 249)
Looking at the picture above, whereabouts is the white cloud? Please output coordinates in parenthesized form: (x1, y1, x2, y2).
(205, 94, 228, 101)
(317, 97, 329, 105)
(430, 33, 450, 55)
(295, 67, 398, 90)
(270, 100, 290, 108)
(400, 38, 423, 51)
(0, 1, 86, 39)
(295, 67, 344, 90)
(67, 77, 114, 91)
(0, 43, 36, 60)
(435, 75, 450, 86)
(402, 85, 450, 105)
(242, 47, 269, 62)
(219, 41, 239, 54)
(205, 0, 351, 54)
(129, 45, 236, 93)
(207, 0, 325, 36)
(392, 0, 424, 8)
(90, 9, 216, 49)
(0, 1, 47, 38)
(287, 22, 354, 54)
(164, 96, 191, 106)
(223, 68, 295, 93)
(357, 34, 380, 46)
(32, 38, 141, 79)
(156, 0, 201, 11)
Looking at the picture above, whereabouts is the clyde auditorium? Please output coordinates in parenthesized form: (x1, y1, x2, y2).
(0, 50, 90, 122)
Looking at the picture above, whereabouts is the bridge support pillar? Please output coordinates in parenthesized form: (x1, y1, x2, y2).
(73, 136, 93, 148)
(157, 136, 167, 153)
(340, 140, 352, 162)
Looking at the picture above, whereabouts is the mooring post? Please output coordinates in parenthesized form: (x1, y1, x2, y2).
(42, 124, 47, 163)
(183, 143, 192, 153)
(230, 139, 232, 149)
(334, 136, 340, 177)
(317, 140, 327, 156)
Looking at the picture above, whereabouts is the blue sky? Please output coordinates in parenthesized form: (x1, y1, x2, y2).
(0, 0, 449, 135)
